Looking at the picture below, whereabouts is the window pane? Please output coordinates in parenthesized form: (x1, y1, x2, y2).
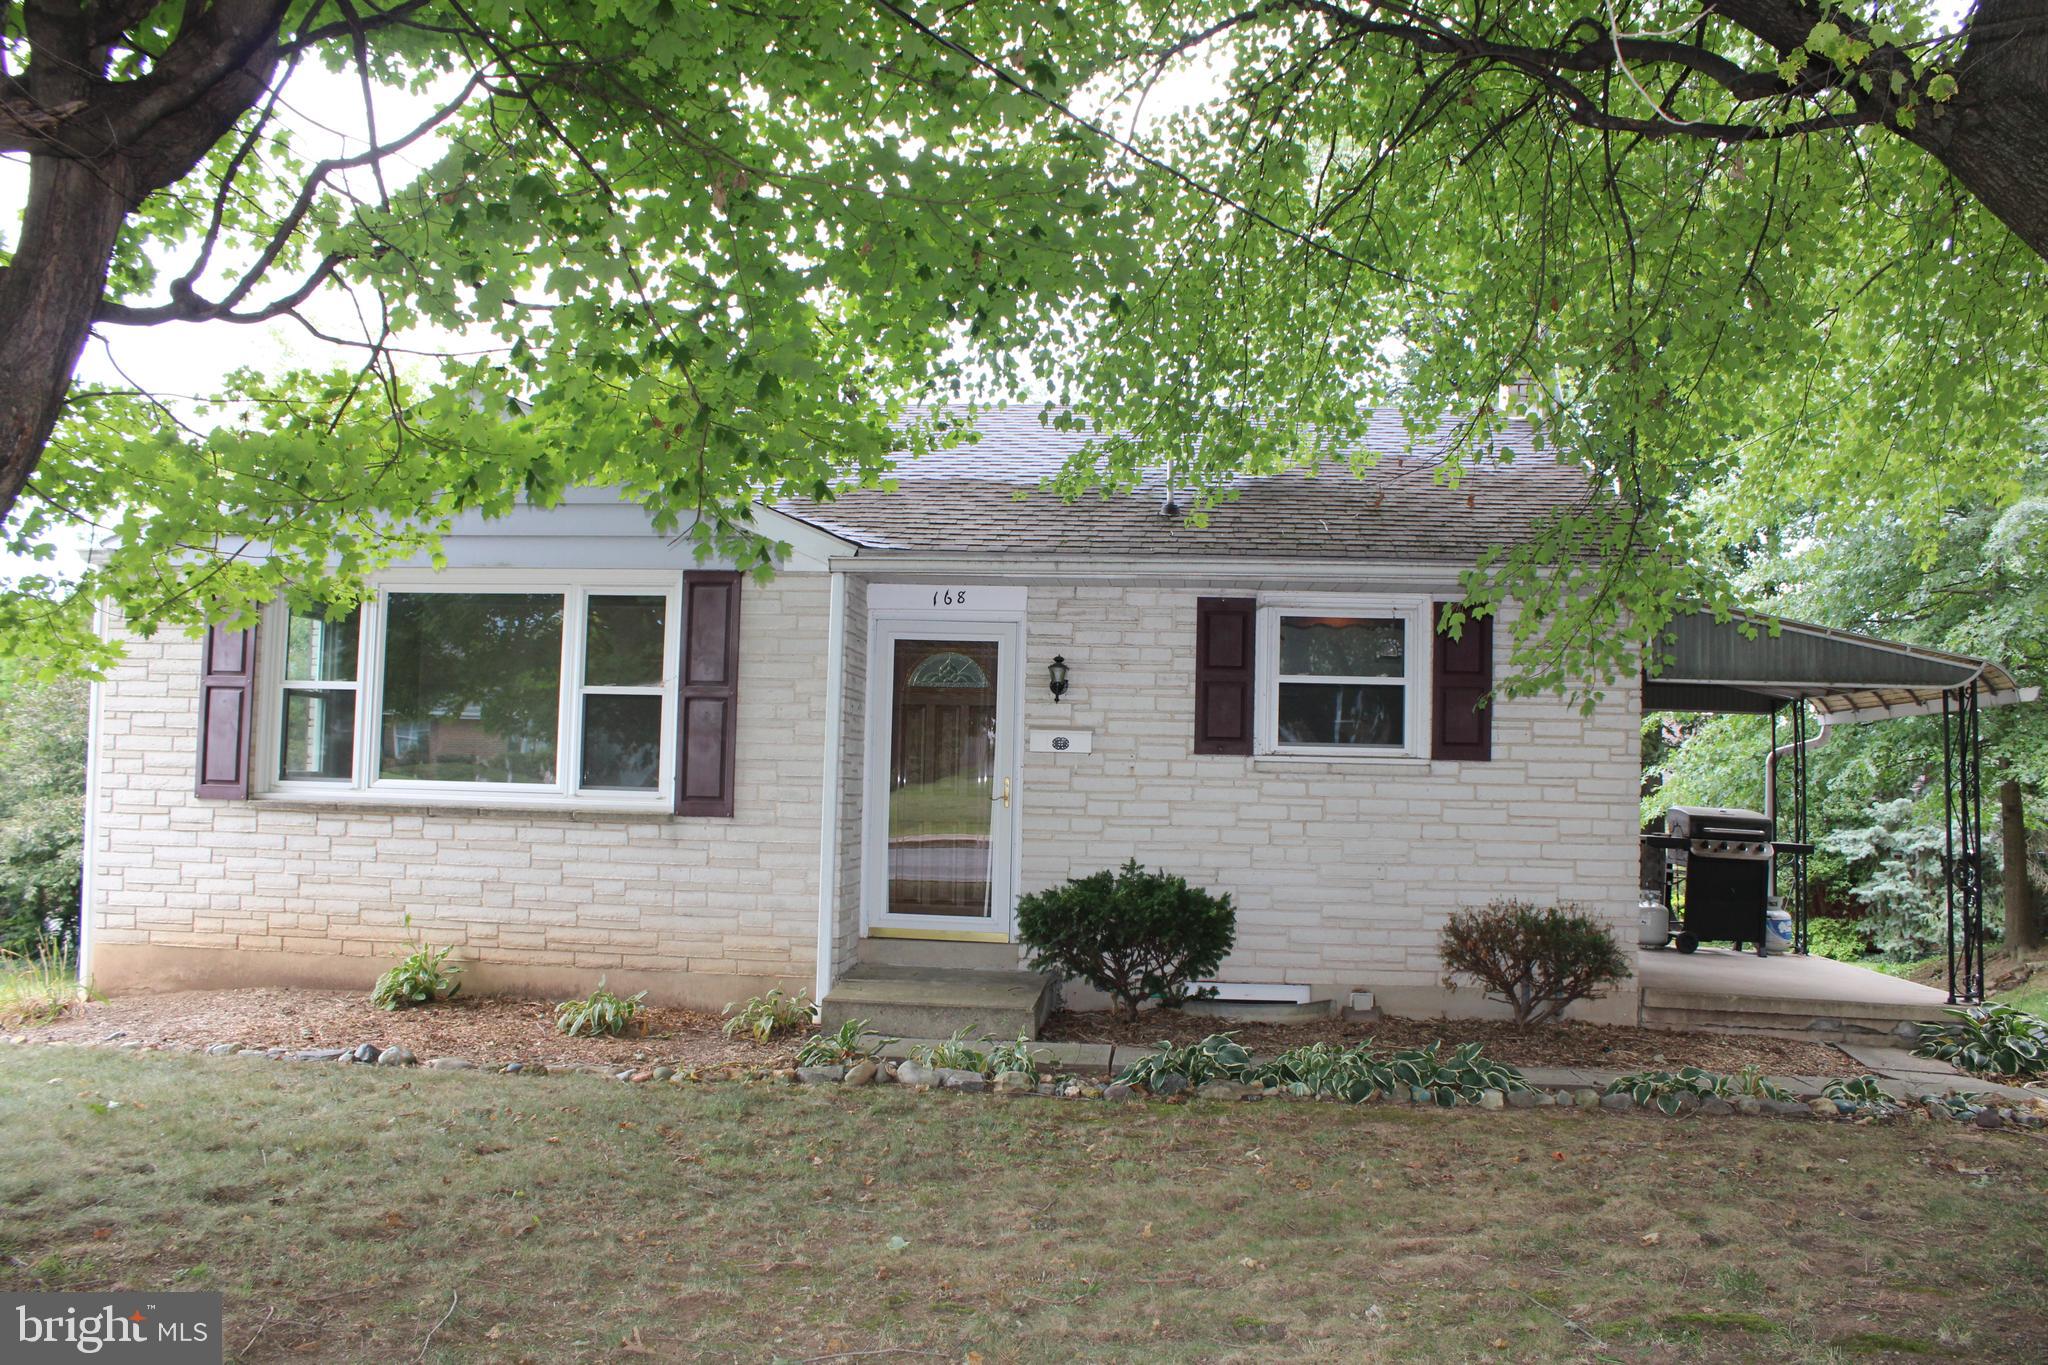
(284, 607, 359, 682)
(1278, 682, 1404, 747)
(1279, 616, 1404, 678)
(380, 593, 562, 784)
(280, 688, 354, 780)
(585, 594, 667, 688)
(580, 694, 663, 790)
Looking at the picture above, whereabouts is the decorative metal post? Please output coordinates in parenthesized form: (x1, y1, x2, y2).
(1791, 700, 1810, 955)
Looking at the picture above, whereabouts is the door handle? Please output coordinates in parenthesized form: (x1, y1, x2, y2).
(993, 776, 1011, 808)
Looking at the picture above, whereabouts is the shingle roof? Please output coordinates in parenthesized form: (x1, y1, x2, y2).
(779, 406, 1593, 561)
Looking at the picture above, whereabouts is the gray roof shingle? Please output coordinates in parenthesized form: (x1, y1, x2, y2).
(780, 406, 1593, 561)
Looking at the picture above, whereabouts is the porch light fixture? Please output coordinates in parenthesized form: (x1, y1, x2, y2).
(1047, 655, 1070, 702)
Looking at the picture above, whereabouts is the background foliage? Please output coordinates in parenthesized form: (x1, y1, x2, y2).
(0, 665, 86, 955)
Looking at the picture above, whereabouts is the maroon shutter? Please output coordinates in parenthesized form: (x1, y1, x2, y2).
(676, 571, 742, 816)
(195, 623, 257, 798)
(1194, 596, 1255, 755)
(1432, 604, 1493, 761)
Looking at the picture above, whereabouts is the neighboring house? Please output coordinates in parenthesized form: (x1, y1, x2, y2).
(79, 408, 1644, 1029)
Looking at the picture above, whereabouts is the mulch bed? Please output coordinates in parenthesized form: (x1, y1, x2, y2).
(23, 987, 1856, 1077)
(20, 988, 798, 1071)
(1040, 1008, 1856, 1076)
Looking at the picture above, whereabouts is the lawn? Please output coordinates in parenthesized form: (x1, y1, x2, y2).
(3, 1049, 2045, 1363)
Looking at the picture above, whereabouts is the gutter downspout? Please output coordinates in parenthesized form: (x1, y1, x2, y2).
(1764, 701, 1832, 830)
(77, 602, 106, 991)
(813, 570, 849, 1005)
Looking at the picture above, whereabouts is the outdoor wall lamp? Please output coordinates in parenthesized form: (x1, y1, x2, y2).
(1047, 655, 1070, 702)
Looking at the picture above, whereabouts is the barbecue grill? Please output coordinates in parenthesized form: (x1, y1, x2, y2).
(1644, 806, 1776, 956)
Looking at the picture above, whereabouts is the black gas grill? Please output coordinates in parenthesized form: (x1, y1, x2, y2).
(1645, 806, 1776, 955)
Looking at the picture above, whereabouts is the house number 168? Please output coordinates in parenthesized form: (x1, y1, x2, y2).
(931, 589, 968, 606)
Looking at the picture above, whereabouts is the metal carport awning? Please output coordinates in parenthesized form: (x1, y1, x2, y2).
(1641, 610, 2039, 1005)
(1643, 611, 2037, 721)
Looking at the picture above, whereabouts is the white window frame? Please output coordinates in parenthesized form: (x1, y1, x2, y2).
(256, 569, 683, 810)
(1255, 594, 1432, 760)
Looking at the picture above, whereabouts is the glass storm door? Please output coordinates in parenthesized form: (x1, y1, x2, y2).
(874, 630, 1016, 934)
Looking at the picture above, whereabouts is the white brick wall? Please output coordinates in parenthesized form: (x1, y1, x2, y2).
(86, 575, 833, 1007)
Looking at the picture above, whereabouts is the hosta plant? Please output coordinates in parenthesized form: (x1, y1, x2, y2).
(1606, 1066, 1792, 1114)
(1915, 1003, 2048, 1079)
(984, 1032, 1046, 1083)
(908, 1025, 990, 1074)
(553, 980, 648, 1038)
(1821, 1075, 1898, 1110)
(720, 989, 815, 1043)
(1114, 1033, 1257, 1089)
(1256, 1042, 1398, 1103)
(1384, 1041, 1528, 1106)
(795, 1019, 893, 1068)
(370, 917, 461, 1011)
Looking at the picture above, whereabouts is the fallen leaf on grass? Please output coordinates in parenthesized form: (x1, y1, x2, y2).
(1639, 1232, 1661, 1247)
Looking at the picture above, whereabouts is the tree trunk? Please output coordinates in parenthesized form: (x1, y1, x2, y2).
(0, 154, 136, 519)
(1908, 0, 2048, 261)
(2001, 780, 2040, 953)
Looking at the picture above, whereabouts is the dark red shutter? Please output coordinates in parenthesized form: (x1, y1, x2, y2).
(676, 571, 742, 816)
(195, 623, 257, 798)
(1194, 596, 1255, 755)
(1432, 604, 1493, 761)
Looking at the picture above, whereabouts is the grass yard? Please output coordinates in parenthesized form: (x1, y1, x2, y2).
(2, 1049, 2046, 1363)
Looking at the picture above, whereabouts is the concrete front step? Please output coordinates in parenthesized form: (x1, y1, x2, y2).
(821, 963, 1057, 1041)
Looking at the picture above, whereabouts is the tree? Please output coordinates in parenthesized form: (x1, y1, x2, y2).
(0, 668, 86, 954)
(0, 2, 1121, 662)
(2, 4, 2045, 694)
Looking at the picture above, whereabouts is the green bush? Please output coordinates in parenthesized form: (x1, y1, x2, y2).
(720, 989, 814, 1043)
(553, 979, 648, 1037)
(795, 1019, 892, 1067)
(370, 919, 461, 1010)
(1438, 899, 1631, 1026)
(1016, 859, 1236, 1020)
(1915, 1003, 2048, 1079)
(1804, 916, 1869, 962)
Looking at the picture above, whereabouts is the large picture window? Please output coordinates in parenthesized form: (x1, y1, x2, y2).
(262, 577, 679, 806)
(1256, 597, 1429, 758)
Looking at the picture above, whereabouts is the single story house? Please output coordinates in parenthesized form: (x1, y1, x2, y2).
(77, 408, 1655, 1031)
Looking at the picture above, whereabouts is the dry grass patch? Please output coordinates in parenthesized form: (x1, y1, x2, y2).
(1, 1047, 2044, 1361)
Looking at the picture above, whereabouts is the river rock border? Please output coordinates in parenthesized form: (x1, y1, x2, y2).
(7, 1030, 2044, 1132)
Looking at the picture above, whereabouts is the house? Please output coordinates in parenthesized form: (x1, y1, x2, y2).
(79, 408, 1649, 1033)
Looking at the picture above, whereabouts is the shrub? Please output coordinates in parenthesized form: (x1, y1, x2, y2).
(1915, 1003, 2048, 1079)
(1606, 1065, 1790, 1114)
(553, 979, 648, 1037)
(370, 918, 461, 1011)
(720, 989, 814, 1043)
(908, 1025, 990, 1074)
(1805, 916, 1869, 962)
(1438, 899, 1631, 1026)
(1016, 859, 1236, 1020)
(795, 1019, 893, 1068)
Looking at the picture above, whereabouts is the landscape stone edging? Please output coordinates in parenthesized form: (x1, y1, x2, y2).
(5, 1030, 2044, 1131)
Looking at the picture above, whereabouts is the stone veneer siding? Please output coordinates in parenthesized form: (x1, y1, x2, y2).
(1010, 581, 1644, 1021)
(84, 573, 833, 1011)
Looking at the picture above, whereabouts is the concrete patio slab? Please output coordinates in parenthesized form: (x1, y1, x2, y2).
(1638, 946, 1955, 1039)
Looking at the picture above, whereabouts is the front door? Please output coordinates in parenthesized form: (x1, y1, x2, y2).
(866, 623, 1019, 939)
